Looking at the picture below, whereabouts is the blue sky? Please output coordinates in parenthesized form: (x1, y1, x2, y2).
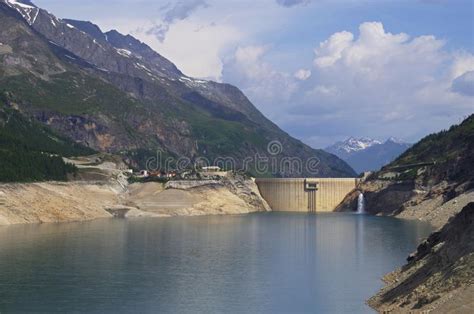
(34, 0, 474, 147)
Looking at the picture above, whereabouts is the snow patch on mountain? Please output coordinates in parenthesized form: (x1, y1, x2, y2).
(116, 48, 132, 58)
(178, 76, 209, 89)
(134, 63, 152, 72)
(6, 0, 34, 9)
(5, 0, 39, 25)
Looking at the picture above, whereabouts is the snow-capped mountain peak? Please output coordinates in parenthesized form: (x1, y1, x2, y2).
(325, 136, 412, 173)
(337, 137, 382, 153)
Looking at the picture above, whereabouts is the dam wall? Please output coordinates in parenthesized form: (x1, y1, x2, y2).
(255, 178, 359, 212)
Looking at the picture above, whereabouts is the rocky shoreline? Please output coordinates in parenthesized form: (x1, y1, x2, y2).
(368, 202, 474, 313)
(0, 175, 270, 226)
(337, 179, 474, 229)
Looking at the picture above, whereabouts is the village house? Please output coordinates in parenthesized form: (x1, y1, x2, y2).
(201, 166, 222, 172)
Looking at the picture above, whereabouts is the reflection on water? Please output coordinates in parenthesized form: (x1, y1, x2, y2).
(0, 213, 431, 313)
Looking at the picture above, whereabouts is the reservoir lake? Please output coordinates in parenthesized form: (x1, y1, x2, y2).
(0, 213, 432, 313)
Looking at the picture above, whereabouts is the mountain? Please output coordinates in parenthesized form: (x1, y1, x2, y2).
(325, 137, 382, 159)
(344, 138, 412, 174)
(0, 0, 355, 178)
(326, 137, 411, 174)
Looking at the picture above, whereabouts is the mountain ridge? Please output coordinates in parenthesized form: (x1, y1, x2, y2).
(326, 136, 411, 173)
(326, 137, 382, 157)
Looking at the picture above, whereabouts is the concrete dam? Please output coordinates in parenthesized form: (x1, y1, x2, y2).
(255, 178, 359, 212)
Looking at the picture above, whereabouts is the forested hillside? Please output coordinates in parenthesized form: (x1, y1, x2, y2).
(0, 101, 94, 182)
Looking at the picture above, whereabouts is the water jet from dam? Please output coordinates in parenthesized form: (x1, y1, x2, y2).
(357, 193, 365, 214)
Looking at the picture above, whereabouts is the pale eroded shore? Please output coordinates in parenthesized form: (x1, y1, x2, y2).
(0, 177, 270, 226)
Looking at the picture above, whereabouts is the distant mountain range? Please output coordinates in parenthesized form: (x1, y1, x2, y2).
(0, 0, 356, 178)
(325, 137, 411, 174)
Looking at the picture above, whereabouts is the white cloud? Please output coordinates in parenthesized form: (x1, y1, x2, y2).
(305, 22, 473, 145)
(450, 52, 474, 79)
(223, 45, 298, 115)
(235, 45, 268, 67)
(314, 31, 353, 67)
(130, 19, 242, 80)
(224, 21, 474, 147)
(294, 69, 312, 80)
(313, 22, 439, 83)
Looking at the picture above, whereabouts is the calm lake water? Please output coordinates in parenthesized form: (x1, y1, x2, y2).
(0, 213, 432, 313)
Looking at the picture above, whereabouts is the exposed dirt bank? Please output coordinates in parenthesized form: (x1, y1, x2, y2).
(0, 182, 119, 225)
(0, 174, 270, 226)
(125, 176, 270, 217)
